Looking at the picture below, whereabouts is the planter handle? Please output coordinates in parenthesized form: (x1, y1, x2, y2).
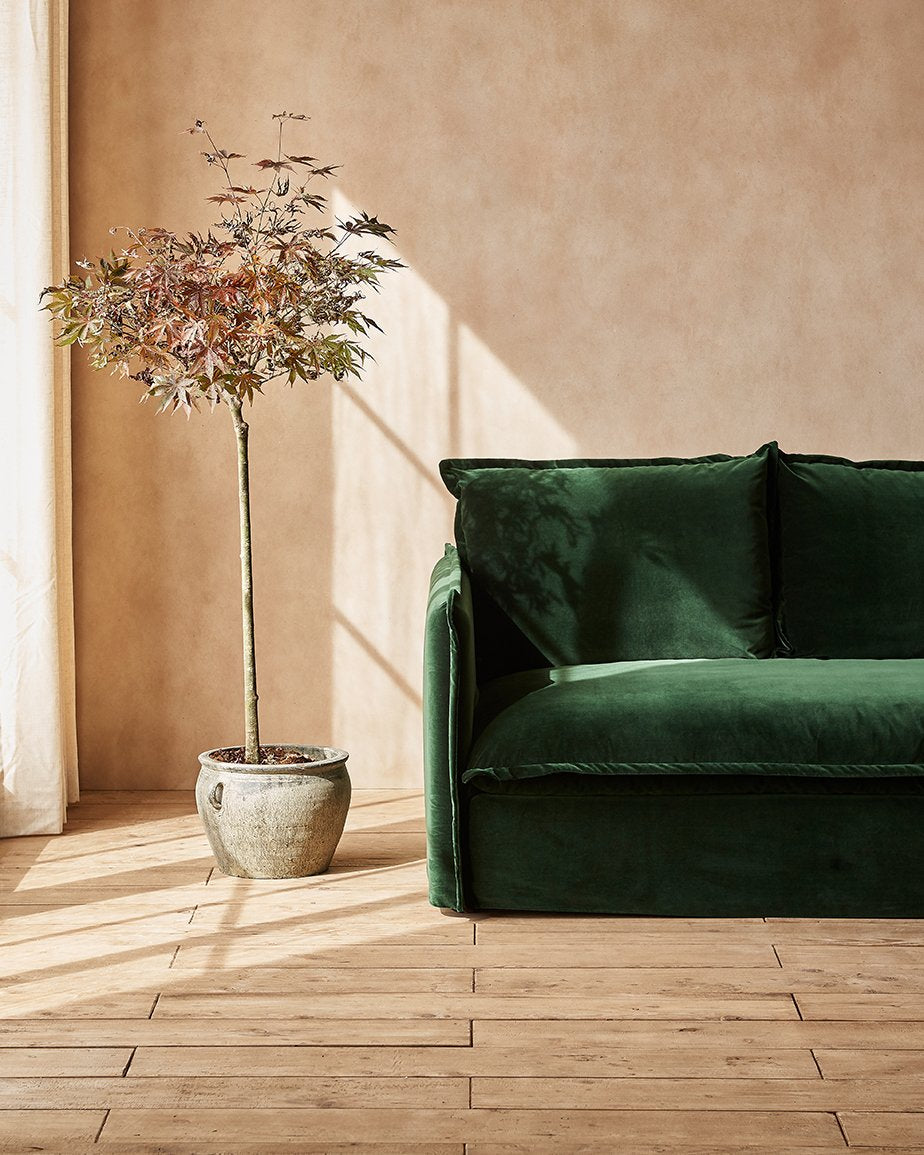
(208, 781, 224, 812)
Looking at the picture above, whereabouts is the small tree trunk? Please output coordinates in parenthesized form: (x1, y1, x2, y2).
(229, 400, 260, 763)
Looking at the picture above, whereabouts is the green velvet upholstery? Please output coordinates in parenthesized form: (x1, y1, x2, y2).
(776, 452, 924, 658)
(440, 448, 774, 670)
(423, 446, 924, 915)
(467, 781, 924, 916)
(466, 658, 924, 782)
(422, 546, 476, 910)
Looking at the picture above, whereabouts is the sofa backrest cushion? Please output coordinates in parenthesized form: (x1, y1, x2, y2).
(440, 447, 774, 673)
(776, 452, 924, 658)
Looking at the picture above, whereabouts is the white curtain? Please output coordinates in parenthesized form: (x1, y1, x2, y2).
(0, 0, 78, 836)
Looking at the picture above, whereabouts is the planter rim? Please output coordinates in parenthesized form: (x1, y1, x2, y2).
(199, 744, 349, 775)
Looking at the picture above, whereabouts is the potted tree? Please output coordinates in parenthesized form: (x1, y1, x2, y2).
(42, 113, 401, 877)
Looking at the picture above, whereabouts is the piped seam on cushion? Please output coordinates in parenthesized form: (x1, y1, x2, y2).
(444, 589, 465, 911)
(461, 760, 924, 783)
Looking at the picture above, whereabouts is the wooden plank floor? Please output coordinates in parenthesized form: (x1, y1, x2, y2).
(0, 790, 922, 1153)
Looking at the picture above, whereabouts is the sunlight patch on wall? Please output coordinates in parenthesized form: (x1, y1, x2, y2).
(332, 383, 448, 693)
(347, 243, 453, 468)
(332, 193, 452, 786)
(331, 380, 449, 786)
(457, 322, 579, 458)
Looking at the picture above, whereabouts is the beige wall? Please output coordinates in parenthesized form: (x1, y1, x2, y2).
(69, 0, 924, 788)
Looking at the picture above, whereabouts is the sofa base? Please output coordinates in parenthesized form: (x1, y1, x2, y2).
(466, 776, 924, 916)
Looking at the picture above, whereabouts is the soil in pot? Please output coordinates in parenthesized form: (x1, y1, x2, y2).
(210, 745, 326, 766)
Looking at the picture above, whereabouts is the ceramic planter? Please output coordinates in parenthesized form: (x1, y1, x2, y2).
(196, 745, 351, 878)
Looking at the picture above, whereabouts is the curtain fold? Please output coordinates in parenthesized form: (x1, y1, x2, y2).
(0, 0, 78, 836)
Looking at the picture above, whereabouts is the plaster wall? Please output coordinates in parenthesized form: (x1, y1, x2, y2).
(69, 0, 924, 788)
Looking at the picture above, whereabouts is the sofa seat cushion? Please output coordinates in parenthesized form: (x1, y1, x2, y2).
(464, 658, 924, 782)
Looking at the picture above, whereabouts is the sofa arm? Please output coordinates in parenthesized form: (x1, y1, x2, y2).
(423, 544, 477, 911)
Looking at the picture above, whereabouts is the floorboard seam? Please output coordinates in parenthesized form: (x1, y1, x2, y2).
(148, 993, 161, 1019)
(93, 1107, 110, 1144)
(791, 993, 805, 1020)
(810, 1047, 825, 1078)
(121, 1047, 136, 1077)
(834, 1109, 851, 1147)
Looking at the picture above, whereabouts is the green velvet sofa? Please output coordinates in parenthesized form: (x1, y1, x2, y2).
(423, 443, 924, 916)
